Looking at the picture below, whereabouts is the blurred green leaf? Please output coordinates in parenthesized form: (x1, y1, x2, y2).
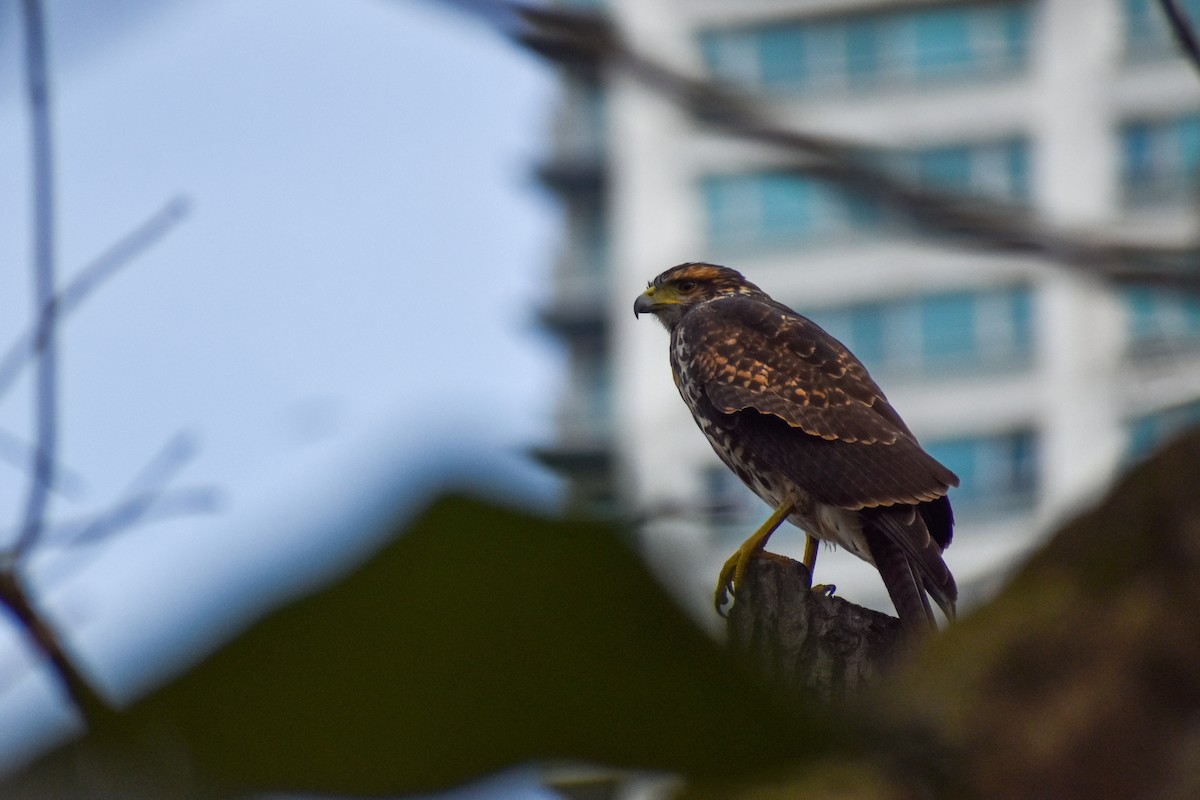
(8, 494, 851, 797)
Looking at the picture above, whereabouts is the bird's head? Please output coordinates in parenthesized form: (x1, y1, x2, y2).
(634, 263, 764, 331)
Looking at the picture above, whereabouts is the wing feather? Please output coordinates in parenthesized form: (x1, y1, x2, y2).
(673, 295, 959, 510)
(676, 296, 913, 445)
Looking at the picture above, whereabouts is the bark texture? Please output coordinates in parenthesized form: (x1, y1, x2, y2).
(726, 555, 904, 703)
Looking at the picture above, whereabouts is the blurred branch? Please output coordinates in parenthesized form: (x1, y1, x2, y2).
(49, 486, 221, 550)
(0, 196, 191, 404)
(516, 6, 1200, 287)
(0, 572, 110, 724)
(0, 0, 112, 728)
(41, 431, 213, 552)
(0, 427, 86, 500)
(1159, 0, 1200, 76)
(14, 0, 59, 560)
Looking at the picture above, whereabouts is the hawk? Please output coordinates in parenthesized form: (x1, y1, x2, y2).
(634, 263, 958, 635)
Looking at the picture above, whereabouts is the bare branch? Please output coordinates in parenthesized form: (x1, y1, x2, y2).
(0, 196, 191, 404)
(14, 0, 59, 561)
(0, 427, 86, 500)
(14, 431, 204, 558)
(516, 6, 1200, 287)
(1159, 0, 1200, 77)
(51, 486, 221, 549)
(0, 571, 111, 723)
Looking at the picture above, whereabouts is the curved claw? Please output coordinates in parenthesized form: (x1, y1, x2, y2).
(812, 583, 837, 597)
(713, 551, 743, 614)
(713, 501, 797, 615)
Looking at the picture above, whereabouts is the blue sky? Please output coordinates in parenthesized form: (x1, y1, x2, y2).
(0, 0, 564, 778)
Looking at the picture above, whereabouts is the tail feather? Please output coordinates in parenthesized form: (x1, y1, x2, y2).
(863, 503, 958, 630)
(864, 525, 936, 636)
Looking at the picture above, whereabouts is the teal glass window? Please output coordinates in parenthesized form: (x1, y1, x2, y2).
(845, 19, 879, 80)
(703, 172, 862, 250)
(913, 7, 974, 75)
(1125, 286, 1200, 346)
(761, 174, 820, 240)
(920, 292, 978, 364)
(699, 1, 1031, 94)
(925, 430, 1039, 513)
(905, 138, 1031, 204)
(1005, 139, 1031, 201)
(704, 465, 763, 544)
(759, 25, 808, 89)
(849, 304, 887, 369)
(918, 146, 975, 191)
(1124, 0, 1200, 59)
(1127, 401, 1200, 460)
(799, 286, 1034, 377)
(1120, 114, 1200, 204)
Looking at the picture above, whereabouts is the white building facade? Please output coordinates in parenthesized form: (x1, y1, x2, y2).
(538, 0, 1200, 617)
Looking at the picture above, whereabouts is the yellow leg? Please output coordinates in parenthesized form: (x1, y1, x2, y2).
(714, 500, 795, 613)
(802, 534, 836, 596)
(802, 535, 819, 576)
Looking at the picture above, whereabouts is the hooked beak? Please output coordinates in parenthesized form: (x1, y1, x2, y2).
(634, 287, 672, 319)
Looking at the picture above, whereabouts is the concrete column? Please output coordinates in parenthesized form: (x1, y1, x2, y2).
(1031, 0, 1127, 520)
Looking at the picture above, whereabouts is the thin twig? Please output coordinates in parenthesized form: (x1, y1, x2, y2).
(13, 0, 58, 562)
(43, 431, 207, 552)
(1159, 0, 1200, 76)
(515, 6, 1200, 287)
(48, 486, 220, 549)
(0, 572, 110, 724)
(0, 427, 86, 500)
(0, 196, 191, 403)
(2, 0, 114, 726)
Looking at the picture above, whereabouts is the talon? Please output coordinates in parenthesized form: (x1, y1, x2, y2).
(712, 501, 796, 615)
(713, 553, 740, 614)
(812, 583, 836, 597)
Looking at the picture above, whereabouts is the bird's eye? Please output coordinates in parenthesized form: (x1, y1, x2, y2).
(677, 280, 697, 292)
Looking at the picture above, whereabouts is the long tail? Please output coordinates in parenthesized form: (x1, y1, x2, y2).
(863, 504, 957, 635)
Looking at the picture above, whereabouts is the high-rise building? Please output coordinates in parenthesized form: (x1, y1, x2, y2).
(535, 0, 1200, 617)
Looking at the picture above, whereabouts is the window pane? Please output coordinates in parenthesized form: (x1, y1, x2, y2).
(1124, 286, 1200, 346)
(1007, 431, 1038, 496)
(704, 465, 763, 544)
(1006, 139, 1031, 201)
(1001, 4, 1031, 61)
(925, 438, 978, 497)
(1127, 400, 1200, 460)
(700, 30, 759, 86)
(845, 18, 879, 80)
(1126, 286, 1162, 340)
(918, 146, 974, 191)
(850, 304, 887, 369)
(700, 2, 1030, 93)
(702, 175, 757, 247)
(914, 7, 974, 75)
(761, 174, 817, 239)
(925, 430, 1039, 514)
(1009, 286, 1034, 354)
(1184, 293, 1200, 334)
(895, 138, 1032, 206)
(1179, 117, 1200, 175)
(703, 171, 877, 250)
(1122, 123, 1153, 182)
(759, 25, 807, 89)
(921, 292, 977, 364)
(1122, 113, 1200, 204)
(1125, 0, 1200, 58)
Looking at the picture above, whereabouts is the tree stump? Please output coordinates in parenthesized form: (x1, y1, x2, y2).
(726, 554, 905, 703)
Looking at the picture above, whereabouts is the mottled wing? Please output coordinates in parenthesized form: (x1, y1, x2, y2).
(672, 295, 958, 511)
(677, 295, 911, 444)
